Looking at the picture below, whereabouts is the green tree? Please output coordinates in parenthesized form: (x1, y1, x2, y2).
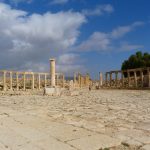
(121, 51, 150, 70)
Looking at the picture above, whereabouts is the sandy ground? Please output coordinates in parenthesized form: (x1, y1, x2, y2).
(0, 89, 150, 150)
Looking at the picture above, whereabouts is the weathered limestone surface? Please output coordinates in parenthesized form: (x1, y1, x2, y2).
(0, 90, 150, 150)
(50, 58, 56, 87)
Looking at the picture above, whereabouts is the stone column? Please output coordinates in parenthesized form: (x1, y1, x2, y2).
(121, 71, 124, 87)
(16, 72, 19, 91)
(38, 74, 41, 90)
(105, 73, 108, 86)
(134, 71, 137, 88)
(10, 72, 13, 90)
(110, 73, 112, 87)
(44, 74, 47, 88)
(31, 73, 34, 90)
(78, 73, 81, 87)
(99, 72, 103, 87)
(56, 74, 59, 86)
(23, 73, 26, 91)
(148, 69, 150, 88)
(74, 73, 76, 84)
(62, 75, 65, 88)
(127, 71, 130, 87)
(86, 73, 90, 86)
(50, 58, 56, 87)
(140, 70, 144, 87)
(115, 72, 118, 87)
(3, 71, 6, 91)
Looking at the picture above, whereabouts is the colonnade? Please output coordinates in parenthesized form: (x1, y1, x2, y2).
(73, 73, 90, 87)
(104, 67, 150, 88)
(0, 70, 64, 91)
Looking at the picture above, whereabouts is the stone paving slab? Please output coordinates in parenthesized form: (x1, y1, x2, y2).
(44, 122, 94, 142)
(0, 126, 30, 150)
(34, 138, 76, 150)
(68, 134, 121, 150)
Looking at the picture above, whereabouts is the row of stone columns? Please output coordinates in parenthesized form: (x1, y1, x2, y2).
(105, 68, 150, 88)
(1, 71, 48, 91)
(73, 73, 90, 87)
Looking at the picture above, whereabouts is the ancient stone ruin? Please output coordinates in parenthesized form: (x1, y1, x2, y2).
(100, 67, 150, 89)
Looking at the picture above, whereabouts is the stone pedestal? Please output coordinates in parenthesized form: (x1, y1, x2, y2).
(44, 87, 61, 96)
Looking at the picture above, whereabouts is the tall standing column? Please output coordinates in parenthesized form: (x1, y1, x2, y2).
(50, 59, 56, 87)
(10, 72, 13, 90)
(23, 73, 26, 90)
(16, 72, 19, 91)
(38, 73, 41, 90)
(99, 72, 103, 87)
(31, 73, 35, 90)
(3, 71, 6, 91)
(134, 71, 137, 88)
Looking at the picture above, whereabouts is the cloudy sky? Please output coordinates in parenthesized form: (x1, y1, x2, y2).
(0, 0, 150, 78)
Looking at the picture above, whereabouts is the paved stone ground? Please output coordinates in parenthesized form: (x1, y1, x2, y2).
(0, 89, 150, 150)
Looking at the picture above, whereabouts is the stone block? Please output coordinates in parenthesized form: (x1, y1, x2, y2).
(44, 87, 61, 96)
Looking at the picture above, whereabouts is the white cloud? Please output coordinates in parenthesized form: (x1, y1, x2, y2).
(119, 42, 143, 51)
(75, 32, 110, 51)
(0, 2, 86, 73)
(82, 4, 114, 16)
(57, 53, 86, 75)
(50, 0, 69, 5)
(75, 22, 144, 52)
(111, 21, 144, 38)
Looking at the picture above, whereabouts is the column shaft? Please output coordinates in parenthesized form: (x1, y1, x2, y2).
(23, 73, 26, 90)
(16, 72, 19, 91)
(110, 73, 112, 86)
(62, 75, 65, 88)
(115, 72, 118, 87)
(134, 71, 137, 88)
(3, 71, 6, 91)
(32, 73, 34, 90)
(127, 71, 130, 87)
(50, 59, 56, 87)
(10, 72, 13, 90)
(148, 69, 150, 88)
(140, 70, 144, 87)
(121, 71, 124, 87)
(105, 73, 108, 86)
(44, 74, 47, 88)
(99, 72, 103, 86)
(38, 74, 40, 90)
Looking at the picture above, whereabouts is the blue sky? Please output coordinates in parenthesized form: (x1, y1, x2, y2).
(0, 0, 150, 78)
